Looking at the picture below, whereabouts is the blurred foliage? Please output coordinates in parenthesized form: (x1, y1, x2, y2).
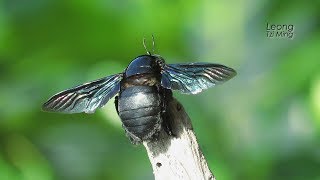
(1, 0, 320, 180)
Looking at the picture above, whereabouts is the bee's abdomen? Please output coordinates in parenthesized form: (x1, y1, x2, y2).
(118, 86, 162, 139)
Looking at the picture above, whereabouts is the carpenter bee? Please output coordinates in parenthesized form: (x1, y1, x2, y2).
(42, 37, 237, 144)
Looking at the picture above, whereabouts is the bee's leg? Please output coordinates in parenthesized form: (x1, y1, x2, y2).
(161, 89, 175, 137)
(162, 112, 174, 136)
(114, 96, 119, 115)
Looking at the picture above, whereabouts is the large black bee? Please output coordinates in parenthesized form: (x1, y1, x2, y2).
(42, 38, 237, 144)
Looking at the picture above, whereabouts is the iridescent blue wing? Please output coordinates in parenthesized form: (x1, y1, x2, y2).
(42, 73, 123, 114)
(161, 63, 236, 94)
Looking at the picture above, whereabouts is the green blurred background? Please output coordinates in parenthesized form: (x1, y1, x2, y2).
(1, 0, 320, 180)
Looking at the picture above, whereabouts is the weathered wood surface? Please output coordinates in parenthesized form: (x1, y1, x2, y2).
(143, 98, 215, 180)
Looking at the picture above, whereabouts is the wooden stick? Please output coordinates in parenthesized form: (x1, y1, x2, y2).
(143, 98, 215, 180)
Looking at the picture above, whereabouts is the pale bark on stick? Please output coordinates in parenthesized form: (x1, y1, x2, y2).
(143, 98, 215, 180)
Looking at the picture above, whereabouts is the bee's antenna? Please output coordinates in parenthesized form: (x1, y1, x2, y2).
(152, 34, 155, 54)
(143, 37, 151, 55)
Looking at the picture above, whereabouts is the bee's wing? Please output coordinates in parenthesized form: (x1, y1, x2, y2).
(161, 63, 236, 94)
(42, 73, 123, 114)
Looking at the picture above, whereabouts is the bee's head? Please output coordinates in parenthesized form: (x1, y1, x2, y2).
(124, 36, 165, 78)
(125, 55, 159, 78)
